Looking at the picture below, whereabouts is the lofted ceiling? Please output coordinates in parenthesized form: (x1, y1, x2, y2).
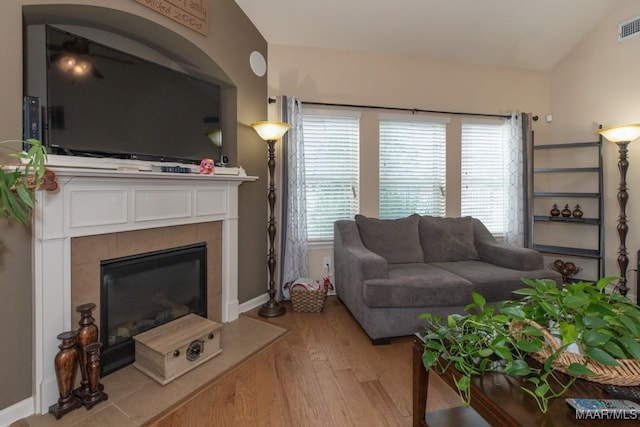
(234, 0, 623, 71)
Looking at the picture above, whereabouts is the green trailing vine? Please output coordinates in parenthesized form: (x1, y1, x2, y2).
(0, 139, 49, 225)
(420, 277, 640, 413)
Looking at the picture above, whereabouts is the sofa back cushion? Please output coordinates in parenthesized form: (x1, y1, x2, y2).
(355, 214, 424, 263)
(419, 216, 480, 262)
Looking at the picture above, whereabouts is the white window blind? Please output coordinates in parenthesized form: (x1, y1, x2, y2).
(379, 118, 446, 219)
(461, 121, 508, 236)
(302, 112, 360, 241)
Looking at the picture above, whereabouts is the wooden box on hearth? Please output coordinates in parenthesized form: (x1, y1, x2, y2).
(133, 313, 222, 385)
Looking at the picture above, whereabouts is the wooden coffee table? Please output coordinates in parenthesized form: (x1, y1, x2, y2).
(412, 335, 637, 426)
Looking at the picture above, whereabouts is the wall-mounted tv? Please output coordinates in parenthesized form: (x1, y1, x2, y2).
(44, 25, 222, 164)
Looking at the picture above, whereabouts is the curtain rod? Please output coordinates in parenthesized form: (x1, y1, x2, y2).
(295, 100, 511, 119)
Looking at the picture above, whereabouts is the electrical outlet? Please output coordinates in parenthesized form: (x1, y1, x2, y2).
(323, 256, 332, 271)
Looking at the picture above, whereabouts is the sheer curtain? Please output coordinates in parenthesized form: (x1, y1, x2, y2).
(279, 96, 309, 299)
(504, 112, 526, 246)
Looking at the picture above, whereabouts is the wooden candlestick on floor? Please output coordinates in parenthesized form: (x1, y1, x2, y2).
(81, 342, 108, 409)
(74, 302, 99, 400)
(49, 331, 82, 419)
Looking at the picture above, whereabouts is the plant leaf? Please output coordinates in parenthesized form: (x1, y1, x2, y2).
(500, 306, 526, 320)
(521, 325, 543, 337)
(562, 294, 589, 308)
(493, 346, 513, 361)
(422, 351, 439, 370)
(512, 287, 538, 296)
(566, 363, 595, 377)
(534, 383, 550, 398)
(423, 340, 444, 351)
(581, 316, 608, 329)
(454, 375, 470, 392)
(602, 340, 627, 360)
(595, 277, 618, 291)
(618, 336, 640, 360)
(506, 359, 532, 376)
(582, 330, 611, 347)
(15, 184, 34, 209)
(472, 292, 486, 308)
(516, 339, 542, 353)
(477, 348, 494, 358)
(618, 316, 639, 336)
(584, 347, 620, 366)
(559, 322, 579, 346)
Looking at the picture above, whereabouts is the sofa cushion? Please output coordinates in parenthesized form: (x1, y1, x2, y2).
(355, 214, 423, 263)
(419, 216, 480, 263)
(363, 263, 473, 308)
(432, 260, 561, 302)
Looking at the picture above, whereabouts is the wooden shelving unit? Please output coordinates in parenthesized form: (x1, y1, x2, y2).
(530, 134, 604, 281)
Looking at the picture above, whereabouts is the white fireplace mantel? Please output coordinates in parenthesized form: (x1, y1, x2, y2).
(31, 167, 255, 414)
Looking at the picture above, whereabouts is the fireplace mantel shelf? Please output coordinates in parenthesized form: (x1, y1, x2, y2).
(32, 167, 254, 414)
(49, 166, 257, 182)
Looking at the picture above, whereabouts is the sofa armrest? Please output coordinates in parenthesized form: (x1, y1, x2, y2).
(476, 241, 543, 271)
(334, 220, 388, 282)
(342, 245, 388, 280)
(334, 220, 388, 322)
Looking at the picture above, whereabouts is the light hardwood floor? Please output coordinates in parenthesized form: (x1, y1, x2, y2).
(148, 296, 461, 427)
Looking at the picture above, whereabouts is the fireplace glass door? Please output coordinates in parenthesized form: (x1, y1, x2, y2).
(100, 242, 207, 375)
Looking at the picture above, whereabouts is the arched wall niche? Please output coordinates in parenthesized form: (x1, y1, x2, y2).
(22, 3, 238, 162)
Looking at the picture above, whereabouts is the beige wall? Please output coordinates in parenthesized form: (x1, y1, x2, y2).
(550, 0, 640, 298)
(268, 44, 551, 280)
(0, 222, 33, 412)
(1, 0, 268, 411)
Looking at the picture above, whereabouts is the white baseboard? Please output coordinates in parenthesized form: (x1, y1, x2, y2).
(0, 397, 34, 427)
(238, 293, 269, 314)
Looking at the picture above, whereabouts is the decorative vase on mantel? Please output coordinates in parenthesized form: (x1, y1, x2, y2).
(550, 204, 560, 217)
(561, 204, 572, 218)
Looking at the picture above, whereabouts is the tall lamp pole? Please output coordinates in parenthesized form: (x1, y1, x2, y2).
(597, 123, 640, 300)
(251, 121, 291, 317)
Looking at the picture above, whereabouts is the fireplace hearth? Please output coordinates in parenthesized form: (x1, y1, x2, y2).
(100, 243, 207, 375)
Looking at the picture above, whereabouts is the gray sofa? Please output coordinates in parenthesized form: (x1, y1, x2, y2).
(334, 214, 561, 342)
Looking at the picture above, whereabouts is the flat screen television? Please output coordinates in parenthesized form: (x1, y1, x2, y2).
(44, 25, 222, 164)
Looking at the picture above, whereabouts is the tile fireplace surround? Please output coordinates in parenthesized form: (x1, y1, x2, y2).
(30, 163, 255, 414)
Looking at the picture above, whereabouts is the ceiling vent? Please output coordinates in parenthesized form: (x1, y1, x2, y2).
(619, 16, 640, 41)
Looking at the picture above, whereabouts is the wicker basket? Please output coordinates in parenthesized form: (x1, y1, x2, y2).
(510, 319, 640, 386)
(290, 288, 327, 312)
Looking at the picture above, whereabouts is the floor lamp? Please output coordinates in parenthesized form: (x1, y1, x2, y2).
(251, 120, 291, 317)
(597, 123, 640, 300)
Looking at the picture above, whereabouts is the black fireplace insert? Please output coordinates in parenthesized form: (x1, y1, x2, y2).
(100, 242, 207, 375)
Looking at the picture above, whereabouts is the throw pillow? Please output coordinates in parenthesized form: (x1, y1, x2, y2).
(419, 216, 480, 262)
(355, 214, 424, 264)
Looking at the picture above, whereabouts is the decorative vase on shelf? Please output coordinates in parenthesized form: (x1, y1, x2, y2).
(572, 205, 583, 218)
(550, 204, 560, 217)
(561, 204, 572, 218)
(549, 259, 581, 284)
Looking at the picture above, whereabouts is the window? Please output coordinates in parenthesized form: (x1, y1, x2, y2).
(460, 120, 509, 236)
(379, 117, 447, 219)
(302, 111, 360, 241)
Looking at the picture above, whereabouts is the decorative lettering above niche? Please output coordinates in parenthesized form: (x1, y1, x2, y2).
(133, 0, 209, 36)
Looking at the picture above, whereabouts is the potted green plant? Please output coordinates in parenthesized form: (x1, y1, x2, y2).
(0, 138, 57, 225)
(420, 277, 640, 413)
